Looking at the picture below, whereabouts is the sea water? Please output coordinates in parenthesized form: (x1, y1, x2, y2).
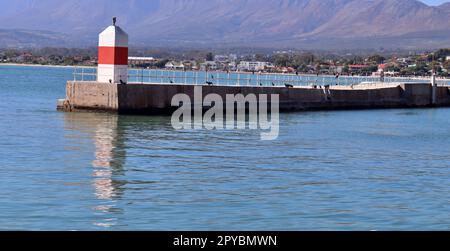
(0, 65, 449, 230)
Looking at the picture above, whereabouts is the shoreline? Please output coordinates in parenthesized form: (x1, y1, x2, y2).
(0, 63, 95, 69)
(0, 63, 447, 83)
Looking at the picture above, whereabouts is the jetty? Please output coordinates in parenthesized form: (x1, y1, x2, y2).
(58, 80, 450, 114)
(57, 19, 450, 114)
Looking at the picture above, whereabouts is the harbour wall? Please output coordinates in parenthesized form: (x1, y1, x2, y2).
(58, 81, 450, 114)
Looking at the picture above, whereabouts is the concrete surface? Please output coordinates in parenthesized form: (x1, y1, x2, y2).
(58, 81, 450, 114)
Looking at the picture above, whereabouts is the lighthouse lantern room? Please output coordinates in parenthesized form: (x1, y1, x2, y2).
(97, 17, 128, 84)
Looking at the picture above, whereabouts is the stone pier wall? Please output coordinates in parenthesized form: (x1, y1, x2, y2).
(59, 81, 450, 114)
(64, 81, 119, 111)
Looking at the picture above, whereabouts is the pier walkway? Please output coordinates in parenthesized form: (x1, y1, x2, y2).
(72, 67, 450, 88)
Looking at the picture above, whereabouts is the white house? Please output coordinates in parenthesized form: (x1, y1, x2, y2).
(200, 61, 218, 71)
(238, 61, 273, 71)
(165, 61, 185, 70)
(214, 55, 229, 63)
(128, 56, 156, 65)
(165, 62, 175, 69)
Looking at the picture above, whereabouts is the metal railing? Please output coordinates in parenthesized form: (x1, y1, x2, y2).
(73, 67, 97, 81)
(72, 67, 450, 87)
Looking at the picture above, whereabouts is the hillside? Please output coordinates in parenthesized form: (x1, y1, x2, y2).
(0, 29, 69, 48)
(0, 0, 449, 49)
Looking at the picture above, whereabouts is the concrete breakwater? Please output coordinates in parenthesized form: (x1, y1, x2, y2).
(58, 81, 450, 114)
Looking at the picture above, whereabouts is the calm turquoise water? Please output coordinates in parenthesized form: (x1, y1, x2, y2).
(0, 65, 449, 230)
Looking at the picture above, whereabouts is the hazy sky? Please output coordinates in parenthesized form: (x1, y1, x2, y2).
(422, 0, 449, 5)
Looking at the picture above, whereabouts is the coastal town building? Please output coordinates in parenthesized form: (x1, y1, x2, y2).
(2, 45, 449, 77)
(181, 61, 198, 71)
(214, 54, 237, 63)
(348, 65, 369, 72)
(238, 61, 274, 71)
(165, 61, 185, 70)
(128, 56, 156, 65)
(200, 61, 218, 71)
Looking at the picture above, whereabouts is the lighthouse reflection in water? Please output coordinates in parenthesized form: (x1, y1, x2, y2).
(64, 113, 126, 228)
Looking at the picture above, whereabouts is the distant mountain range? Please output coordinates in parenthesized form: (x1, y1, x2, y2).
(0, 0, 450, 49)
(0, 29, 69, 48)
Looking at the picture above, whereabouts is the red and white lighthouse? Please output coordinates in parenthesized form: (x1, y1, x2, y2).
(98, 17, 128, 84)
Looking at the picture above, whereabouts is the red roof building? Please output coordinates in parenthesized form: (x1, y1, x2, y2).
(349, 64, 369, 69)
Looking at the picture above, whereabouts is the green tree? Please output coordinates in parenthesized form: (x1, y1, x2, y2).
(63, 57, 75, 65)
(368, 54, 385, 64)
(443, 60, 450, 71)
(349, 56, 364, 65)
(342, 65, 349, 74)
(362, 65, 378, 73)
(206, 52, 214, 61)
(254, 53, 267, 62)
(291, 53, 315, 68)
(433, 49, 450, 61)
(155, 59, 170, 68)
(430, 61, 440, 73)
(412, 62, 429, 76)
(297, 64, 308, 73)
(272, 54, 289, 67)
(314, 63, 322, 73)
(386, 65, 400, 72)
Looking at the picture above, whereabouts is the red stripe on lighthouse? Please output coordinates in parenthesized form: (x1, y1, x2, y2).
(98, 46, 128, 65)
